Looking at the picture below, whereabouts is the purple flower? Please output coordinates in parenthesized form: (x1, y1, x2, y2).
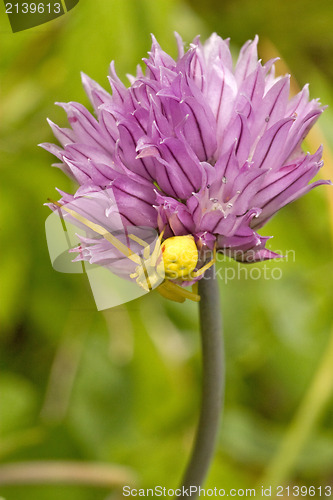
(42, 33, 330, 271)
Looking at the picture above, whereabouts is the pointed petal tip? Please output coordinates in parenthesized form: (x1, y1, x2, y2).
(109, 60, 120, 81)
(46, 117, 63, 133)
(46, 117, 58, 129)
(55, 101, 72, 112)
(80, 72, 99, 92)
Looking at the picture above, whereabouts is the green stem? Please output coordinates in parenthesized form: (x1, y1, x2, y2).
(179, 265, 224, 498)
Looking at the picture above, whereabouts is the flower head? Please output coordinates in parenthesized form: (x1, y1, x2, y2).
(43, 33, 330, 282)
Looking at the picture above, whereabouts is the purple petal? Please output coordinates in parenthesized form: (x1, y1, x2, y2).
(252, 148, 329, 228)
(205, 63, 238, 154)
(156, 194, 195, 236)
(81, 72, 113, 116)
(117, 120, 156, 180)
(110, 177, 158, 227)
(235, 35, 259, 84)
(46, 119, 75, 147)
(250, 76, 291, 142)
(56, 102, 114, 155)
(202, 33, 233, 72)
(251, 117, 295, 170)
(138, 136, 204, 199)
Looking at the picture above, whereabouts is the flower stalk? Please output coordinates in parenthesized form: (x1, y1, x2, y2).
(180, 265, 224, 496)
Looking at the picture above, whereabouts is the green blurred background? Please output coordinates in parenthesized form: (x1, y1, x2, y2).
(1, 0, 333, 498)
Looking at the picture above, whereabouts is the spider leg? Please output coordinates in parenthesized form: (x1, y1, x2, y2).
(48, 198, 141, 265)
(129, 233, 149, 247)
(129, 229, 165, 265)
(150, 228, 165, 267)
(190, 244, 216, 278)
(139, 257, 153, 291)
(129, 234, 151, 260)
(158, 280, 200, 302)
(128, 229, 167, 292)
(157, 282, 186, 303)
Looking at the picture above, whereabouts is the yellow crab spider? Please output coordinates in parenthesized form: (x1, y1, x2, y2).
(48, 199, 216, 303)
(129, 233, 216, 302)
